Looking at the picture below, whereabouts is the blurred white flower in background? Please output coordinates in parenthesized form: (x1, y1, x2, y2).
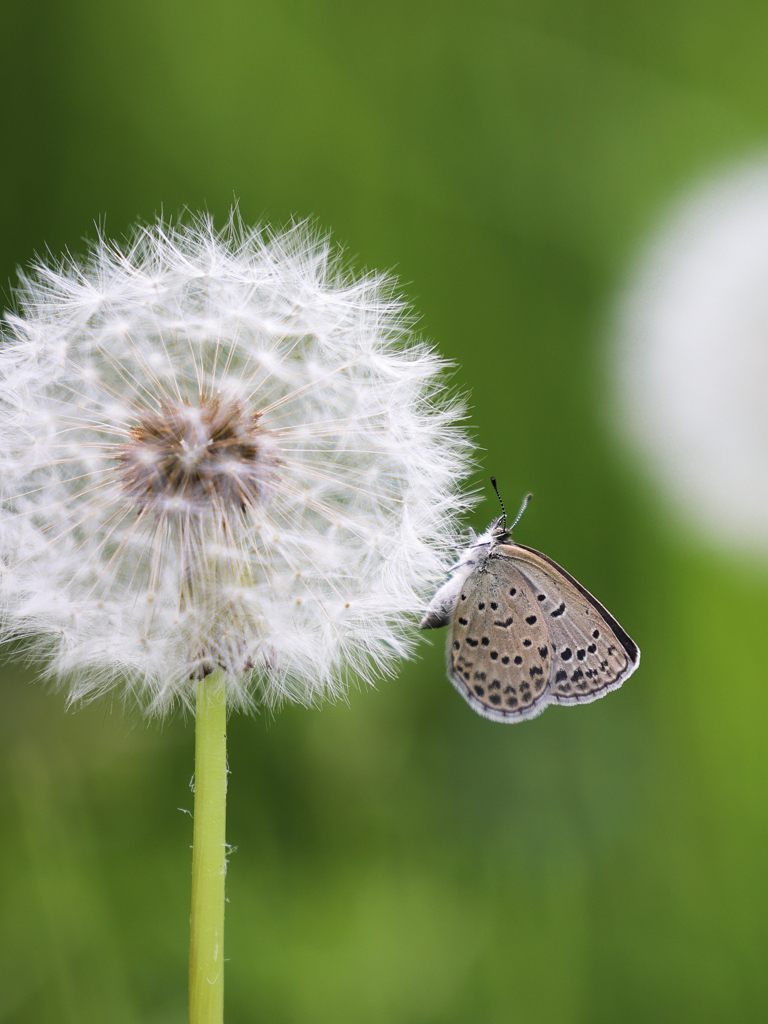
(0, 215, 473, 713)
(614, 156, 768, 556)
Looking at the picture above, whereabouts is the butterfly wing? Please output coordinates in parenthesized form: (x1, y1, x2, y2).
(447, 559, 555, 722)
(499, 542, 640, 707)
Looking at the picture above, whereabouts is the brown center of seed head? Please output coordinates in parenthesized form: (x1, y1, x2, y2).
(117, 395, 277, 513)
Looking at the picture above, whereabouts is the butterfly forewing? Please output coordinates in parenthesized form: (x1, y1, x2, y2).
(448, 560, 554, 722)
(499, 543, 639, 706)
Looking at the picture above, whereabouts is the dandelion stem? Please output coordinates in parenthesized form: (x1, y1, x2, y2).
(189, 673, 227, 1024)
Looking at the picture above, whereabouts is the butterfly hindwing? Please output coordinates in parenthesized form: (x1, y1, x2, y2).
(448, 559, 553, 722)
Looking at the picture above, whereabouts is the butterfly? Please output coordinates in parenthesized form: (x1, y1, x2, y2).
(420, 479, 639, 722)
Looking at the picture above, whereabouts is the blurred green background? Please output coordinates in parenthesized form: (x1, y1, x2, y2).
(2, 1, 768, 1021)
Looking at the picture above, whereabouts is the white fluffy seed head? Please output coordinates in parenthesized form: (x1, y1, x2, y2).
(0, 214, 474, 714)
(614, 157, 768, 556)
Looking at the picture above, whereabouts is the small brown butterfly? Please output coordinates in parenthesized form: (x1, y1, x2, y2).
(420, 480, 639, 722)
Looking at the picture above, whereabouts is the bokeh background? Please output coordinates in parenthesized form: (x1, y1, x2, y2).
(2, 1, 768, 1022)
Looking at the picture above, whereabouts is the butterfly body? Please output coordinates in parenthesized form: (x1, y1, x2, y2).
(421, 516, 639, 722)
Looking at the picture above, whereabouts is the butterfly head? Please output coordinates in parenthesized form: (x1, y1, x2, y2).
(490, 515, 511, 541)
(459, 518, 508, 555)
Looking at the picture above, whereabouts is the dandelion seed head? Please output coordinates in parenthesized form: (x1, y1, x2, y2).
(0, 213, 473, 713)
(614, 156, 768, 554)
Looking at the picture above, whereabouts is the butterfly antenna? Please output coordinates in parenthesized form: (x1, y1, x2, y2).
(490, 476, 507, 530)
(509, 492, 533, 532)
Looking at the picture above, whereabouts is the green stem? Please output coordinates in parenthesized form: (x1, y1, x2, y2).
(189, 672, 228, 1024)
